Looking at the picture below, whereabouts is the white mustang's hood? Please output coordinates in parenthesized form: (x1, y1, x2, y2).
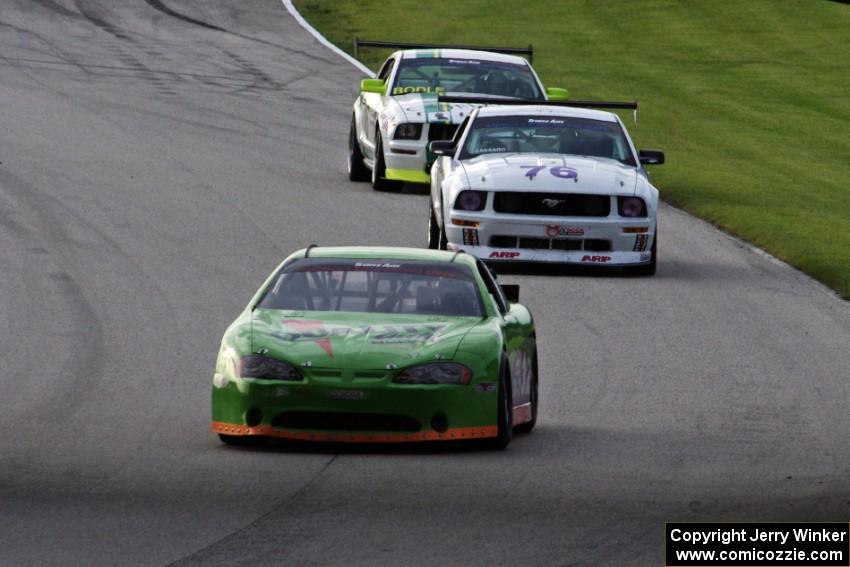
(389, 93, 479, 124)
(460, 153, 639, 196)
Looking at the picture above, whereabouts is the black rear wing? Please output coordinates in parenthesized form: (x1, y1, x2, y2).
(354, 38, 534, 63)
(437, 96, 638, 121)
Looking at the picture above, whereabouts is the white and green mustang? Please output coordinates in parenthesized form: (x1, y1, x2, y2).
(348, 48, 568, 190)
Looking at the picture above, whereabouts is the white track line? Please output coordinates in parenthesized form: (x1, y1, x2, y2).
(281, 0, 375, 77)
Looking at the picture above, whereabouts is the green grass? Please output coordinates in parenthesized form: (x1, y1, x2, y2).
(295, 0, 850, 298)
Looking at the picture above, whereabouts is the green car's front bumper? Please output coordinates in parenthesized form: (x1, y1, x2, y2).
(211, 374, 498, 443)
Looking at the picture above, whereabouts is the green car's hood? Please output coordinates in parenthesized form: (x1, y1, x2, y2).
(251, 309, 482, 370)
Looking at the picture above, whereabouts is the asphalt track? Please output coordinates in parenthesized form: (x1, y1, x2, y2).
(0, 2, 848, 565)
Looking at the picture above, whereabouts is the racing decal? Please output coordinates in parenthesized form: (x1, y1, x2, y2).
(633, 234, 648, 252)
(392, 85, 446, 95)
(528, 118, 566, 126)
(369, 324, 447, 344)
(354, 262, 401, 269)
(271, 321, 451, 354)
(427, 110, 451, 123)
(546, 225, 584, 237)
(521, 165, 579, 182)
(489, 251, 521, 259)
(275, 319, 337, 357)
(581, 255, 611, 263)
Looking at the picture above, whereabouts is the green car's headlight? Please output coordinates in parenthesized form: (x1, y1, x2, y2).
(393, 363, 472, 385)
(239, 355, 302, 381)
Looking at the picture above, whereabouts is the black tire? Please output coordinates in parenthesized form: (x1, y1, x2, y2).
(218, 434, 264, 446)
(487, 354, 513, 450)
(371, 131, 402, 191)
(515, 348, 538, 434)
(626, 225, 657, 276)
(348, 117, 370, 182)
(437, 206, 448, 250)
(428, 199, 440, 249)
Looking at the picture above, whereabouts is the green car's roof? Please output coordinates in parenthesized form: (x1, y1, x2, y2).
(291, 246, 479, 268)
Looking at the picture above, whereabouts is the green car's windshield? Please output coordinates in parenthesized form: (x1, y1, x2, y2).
(391, 58, 543, 99)
(460, 114, 637, 166)
(257, 259, 484, 317)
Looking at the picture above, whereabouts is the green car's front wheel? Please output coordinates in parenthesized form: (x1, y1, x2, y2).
(515, 348, 538, 433)
(488, 354, 513, 450)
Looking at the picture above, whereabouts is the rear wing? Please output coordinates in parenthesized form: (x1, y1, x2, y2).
(353, 38, 534, 63)
(436, 96, 639, 122)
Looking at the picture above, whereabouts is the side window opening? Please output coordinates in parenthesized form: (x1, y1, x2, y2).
(378, 58, 395, 82)
(452, 115, 471, 146)
(475, 260, 508, 315)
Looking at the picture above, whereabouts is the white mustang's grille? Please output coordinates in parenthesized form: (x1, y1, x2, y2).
(493, 192, 611, 217)
(490, 235, 612, 252)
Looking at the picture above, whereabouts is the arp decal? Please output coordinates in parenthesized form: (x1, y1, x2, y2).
(546, 225, 584, 237)
(520, 165, 578, 182)
(489, 251, 521, 259)
(392, 86, 446, 95)
(581, 255, 611, 263)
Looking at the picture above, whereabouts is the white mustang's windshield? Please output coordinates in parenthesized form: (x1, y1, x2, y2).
(392, 58, 543, 100)
(460, 114, 637, 166)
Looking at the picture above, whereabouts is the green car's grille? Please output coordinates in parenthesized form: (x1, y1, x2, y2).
(310, 369, 342, 378)
(306, 369, 389, 380)
(272, 411, 422, 432)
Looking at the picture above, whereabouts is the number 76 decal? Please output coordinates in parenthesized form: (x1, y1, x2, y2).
(520, 165, 578, 182)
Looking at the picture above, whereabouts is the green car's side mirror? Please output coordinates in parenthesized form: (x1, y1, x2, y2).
(360, 78, 386, 95)
(545, 87, 569, 101)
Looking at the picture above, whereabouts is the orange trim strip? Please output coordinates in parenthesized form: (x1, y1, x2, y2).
(512, 403, 532, 425)
(212, 421, 497, 443)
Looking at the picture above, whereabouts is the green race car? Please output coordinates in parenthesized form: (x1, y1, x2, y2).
(212, 246, 538, 449)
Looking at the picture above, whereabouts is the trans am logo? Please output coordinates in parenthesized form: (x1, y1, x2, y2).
(271, 320, 448, 357)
